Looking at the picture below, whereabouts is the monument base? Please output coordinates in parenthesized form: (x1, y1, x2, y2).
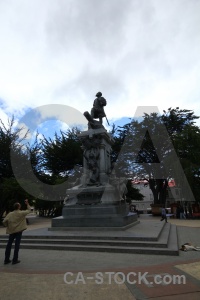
(51, 204, 138, 229)
(66, 184, 119, 205)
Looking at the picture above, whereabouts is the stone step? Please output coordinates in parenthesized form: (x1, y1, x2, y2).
(1, 218, 167, 241)
(0, 220, 169, 244)
(0, 224, 179, 255)
(0, 223, 170, 248)
(0, 238, 168, 248)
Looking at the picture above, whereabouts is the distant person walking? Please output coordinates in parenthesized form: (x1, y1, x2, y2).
(3, 199, 31, 265)
(176, 205, 181, 219)
(188, 205, 193, 219)
(160, 207, 168, 223)
(179, 206, 186, 219)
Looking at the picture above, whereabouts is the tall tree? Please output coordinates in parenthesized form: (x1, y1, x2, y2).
(41, 128, 83, 176)
(111, 108, 200, 205)
(0, 117, 34, 220)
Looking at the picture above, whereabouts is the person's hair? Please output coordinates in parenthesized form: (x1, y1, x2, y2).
(13, 203, 20, 210)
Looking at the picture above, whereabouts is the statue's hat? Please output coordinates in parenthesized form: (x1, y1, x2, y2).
(96, 92, 102, 97)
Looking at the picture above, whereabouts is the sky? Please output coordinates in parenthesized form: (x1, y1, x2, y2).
(0, 0, 200, 142)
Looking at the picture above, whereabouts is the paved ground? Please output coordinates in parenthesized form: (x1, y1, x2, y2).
(0, 214, 200, 300)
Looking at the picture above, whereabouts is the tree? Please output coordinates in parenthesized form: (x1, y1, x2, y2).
(162, 108, 200, 203)
(0, 117, 28, 178)
(168, 122, 200, 202)
(41, 128, 83, 176)
(125, 180, 144, 203)
(0, 117, 35, 220)
(0, 178, 35, 214)
(111, 108, 200, 205)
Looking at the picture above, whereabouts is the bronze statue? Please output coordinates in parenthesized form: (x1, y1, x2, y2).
(84, 92, 109, 129)
(91, 92, 107, 124)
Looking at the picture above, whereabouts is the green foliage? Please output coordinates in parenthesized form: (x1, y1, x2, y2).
(41, 128, 83, 175)
(1, 107, 200, 220)
(125, 180, 144, 202)
(0, 117, 28, 178)
(0, 177, 34, 216)
(0, 117, 34, 219)
(112, 108, 200, 204)
(34, 199, 63, 217)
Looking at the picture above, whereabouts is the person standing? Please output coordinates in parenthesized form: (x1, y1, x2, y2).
(3, 199, 31, 265)
(188, 205, 193, 219)
(176, 205, 181, 219)
(179, 205, 186, 219)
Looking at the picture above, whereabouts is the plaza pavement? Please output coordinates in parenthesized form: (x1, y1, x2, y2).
(0, 214, 200, 300)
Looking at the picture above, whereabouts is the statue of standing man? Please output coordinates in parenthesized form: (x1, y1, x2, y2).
(84, 91, 109, 129)
(91, 92, 107, 124)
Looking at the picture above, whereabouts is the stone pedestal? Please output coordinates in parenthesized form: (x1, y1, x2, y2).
(63, 184, 120, 206)
(52, 204, 138, 228)
(79, 128, 113, 187)
(51, 127, 138, 229)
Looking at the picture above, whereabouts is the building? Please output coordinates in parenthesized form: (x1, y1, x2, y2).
(130, 179, 188, 212)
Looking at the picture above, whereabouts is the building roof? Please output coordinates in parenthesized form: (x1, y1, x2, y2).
(132, 179, 176, 187)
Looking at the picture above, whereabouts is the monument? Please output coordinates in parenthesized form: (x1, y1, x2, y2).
(51, 92, 138, 229)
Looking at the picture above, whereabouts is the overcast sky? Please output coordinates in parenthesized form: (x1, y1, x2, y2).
(0, 0, 200, 134)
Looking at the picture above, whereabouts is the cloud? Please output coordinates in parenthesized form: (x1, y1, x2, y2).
(0, 108, 9, 125)
(16, 122, 32, 140)
(0, 0, 199, 127)
(46, 0, 133, 56)
(12, 104, 88, 146)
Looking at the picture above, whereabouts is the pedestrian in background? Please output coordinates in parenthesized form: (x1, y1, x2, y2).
(160, 207, 168, 223)
(176, 205, 181, 219)
(179, 205, 186, 219)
